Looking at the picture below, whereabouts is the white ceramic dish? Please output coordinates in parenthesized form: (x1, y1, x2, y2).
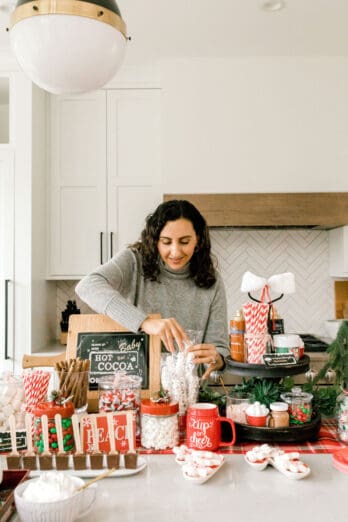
(269, 456, 311, 480)
(175, 449, 218, 466)
(182, 458, 224, 484)
(29, 456, 147, 478)
(14, 475, 96, 522)
(244, 455, 269, 471)
(245, 445, 310, 480)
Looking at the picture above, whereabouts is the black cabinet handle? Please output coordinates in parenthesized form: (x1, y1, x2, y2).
(100, 232, 104, 264)
(4, 279, 10, 360)
(110, 232, 114, 258)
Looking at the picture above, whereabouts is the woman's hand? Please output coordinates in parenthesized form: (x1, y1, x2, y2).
(140, 317, 187, 353)
(187, 343, 224, 379)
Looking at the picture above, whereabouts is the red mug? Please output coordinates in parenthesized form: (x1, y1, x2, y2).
(186, 403, 236, 451)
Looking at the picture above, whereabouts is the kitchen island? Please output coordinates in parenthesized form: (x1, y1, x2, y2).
(10, 453, 348, 522)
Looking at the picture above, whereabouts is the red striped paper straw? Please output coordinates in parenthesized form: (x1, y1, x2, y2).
(22, 370, 51, 412)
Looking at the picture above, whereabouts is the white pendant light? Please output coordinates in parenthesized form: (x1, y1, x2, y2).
(9, 0, 127, 94)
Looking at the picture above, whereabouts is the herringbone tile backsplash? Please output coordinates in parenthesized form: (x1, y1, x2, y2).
(210, 229, 334, 336)
(56, 229, 334, 338)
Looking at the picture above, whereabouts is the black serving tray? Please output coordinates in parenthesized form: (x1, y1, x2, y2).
(234, 411, 321, 443)
(225, 354, 310, 378)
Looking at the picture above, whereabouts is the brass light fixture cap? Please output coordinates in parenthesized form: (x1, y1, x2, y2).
(10, 0, 127, 37)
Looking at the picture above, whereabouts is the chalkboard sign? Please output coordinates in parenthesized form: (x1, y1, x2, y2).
(76, 331, 149, 390)
(66, 314, 161, 412)
(262, 353, 297, 367)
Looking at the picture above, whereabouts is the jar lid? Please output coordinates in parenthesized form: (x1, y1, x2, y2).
(140, 399, 178, 415)
(270, 401, 288, 412)
(273, 334, 302, 348)
(33, 401, 75, 417)
(280, 386, 313, 404)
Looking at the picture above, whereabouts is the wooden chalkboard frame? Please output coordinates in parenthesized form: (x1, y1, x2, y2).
(66, 314, 161, 412)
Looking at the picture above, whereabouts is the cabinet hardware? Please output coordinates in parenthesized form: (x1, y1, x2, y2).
(110, 232, 114, 258)
(4, 279, 10, 360)
(100, 232, 104, 264)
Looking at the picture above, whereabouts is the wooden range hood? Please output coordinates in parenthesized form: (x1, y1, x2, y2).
(163, 193, 348, 229)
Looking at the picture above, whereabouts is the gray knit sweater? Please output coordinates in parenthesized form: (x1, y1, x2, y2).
(75, 248, 229, 357)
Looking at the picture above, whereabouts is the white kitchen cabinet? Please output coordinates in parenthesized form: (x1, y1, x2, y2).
(0, 148, 14, 371)
(329, 226, 348, 277)
(0, 69, 55, 371)
(47, 88, 161, 279)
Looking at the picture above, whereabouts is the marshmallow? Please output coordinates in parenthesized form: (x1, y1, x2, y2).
(22, 472, 78, 503)
(246, 402, 269, 417)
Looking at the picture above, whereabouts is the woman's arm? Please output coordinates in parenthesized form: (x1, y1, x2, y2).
(187, 273, 229, 378)
(75, 249, 148, 332)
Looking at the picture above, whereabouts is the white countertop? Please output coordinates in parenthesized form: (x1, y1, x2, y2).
(11, 453, 348, 522)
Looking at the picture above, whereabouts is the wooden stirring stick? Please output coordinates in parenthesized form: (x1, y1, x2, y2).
(90, 414, 103, 470)
(55, 413, 64, 454)
(40, 414, 53, 469)
(76, 467, 116, 492)
(55, 413, 69, 470)
(72, 413, 86, 470)
(124, 411, 138, 469)
(22, 412, 37, 470)
(72, 414, 82, 454)
(24, 413, 34, 455)
(127, 411, 135, 452)
(9, 414, 19, 456)
(106, 412, 120, 469)
(7, 414, 21, 468)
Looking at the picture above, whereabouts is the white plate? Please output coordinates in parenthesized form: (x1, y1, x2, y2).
(182, 459, 224, 484)
(29, 456, 147, 478)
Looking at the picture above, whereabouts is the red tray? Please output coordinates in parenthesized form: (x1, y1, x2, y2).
(0, 470, 30, 522)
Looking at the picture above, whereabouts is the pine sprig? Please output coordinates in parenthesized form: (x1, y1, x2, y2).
(313, 320, 348, 386)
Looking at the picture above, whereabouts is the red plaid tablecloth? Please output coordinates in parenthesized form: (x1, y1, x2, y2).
(139, 418, 347, 456)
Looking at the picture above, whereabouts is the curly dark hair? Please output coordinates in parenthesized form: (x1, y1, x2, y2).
(130, 200, 216, 288)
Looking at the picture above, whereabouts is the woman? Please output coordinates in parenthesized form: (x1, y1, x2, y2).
(75, 200, 229, 379)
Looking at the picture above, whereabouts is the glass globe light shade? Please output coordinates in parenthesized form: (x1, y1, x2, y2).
(10, 1, 127, 94)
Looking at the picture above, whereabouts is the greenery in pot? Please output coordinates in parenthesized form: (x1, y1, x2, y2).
(304, 320, 348, 417)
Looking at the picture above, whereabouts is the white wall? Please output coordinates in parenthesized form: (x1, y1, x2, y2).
(161, 57, 348, 193)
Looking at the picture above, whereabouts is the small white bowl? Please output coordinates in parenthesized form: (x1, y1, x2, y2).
(14, 476, 97, 522)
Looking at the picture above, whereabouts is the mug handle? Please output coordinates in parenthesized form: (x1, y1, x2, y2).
(217, 417, 236, 447)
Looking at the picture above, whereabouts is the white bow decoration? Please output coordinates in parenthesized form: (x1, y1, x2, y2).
(241, 271, 296, 295)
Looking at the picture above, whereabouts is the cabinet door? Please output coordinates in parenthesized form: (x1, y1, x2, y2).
(0, 149, 14, 371)
(107, 89, 161, 253)
(329, 226, 348, 277)
(48, 91, 107, 278)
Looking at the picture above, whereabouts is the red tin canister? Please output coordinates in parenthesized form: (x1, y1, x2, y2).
(186, 403, 236, 451)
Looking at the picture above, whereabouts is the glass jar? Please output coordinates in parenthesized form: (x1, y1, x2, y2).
(336, 388, 348, 442)
(0, 373, 25, 431)
(226, 392, 252, 424)
(280, 387, 313, 424)
(140, 399, 179, 450)
(269, 402, 289, 428)
(98, 373, 142, 435)
(33, 401, 75, 453)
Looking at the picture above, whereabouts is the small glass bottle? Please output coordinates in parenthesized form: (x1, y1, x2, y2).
(336, 387, 348, 442)
(140, 399, 179, 450)
(268, 402, 289, 428)
(230, 310, 245, 362)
